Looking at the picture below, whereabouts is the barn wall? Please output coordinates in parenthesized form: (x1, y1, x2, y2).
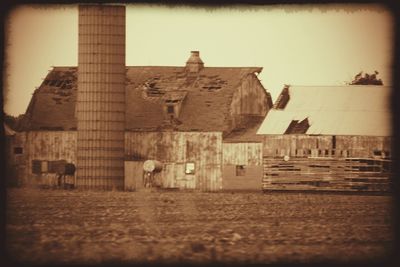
(6, 132, 27, 186)
(262, 135, 392, 158)
(223, 142, 263, 165)
(20, 131, 223, 191)
(261, 135, 393, 192)
(124, 161, 144, 191)
(25, 131, 77, 186)
(222, 142, 263, 190)
(125, 131, 223, 191)
(229, 74, 270, 130)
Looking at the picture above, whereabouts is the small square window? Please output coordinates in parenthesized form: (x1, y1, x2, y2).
(236, 165, 246, 176)
(373, 150, 382, 156)
(167, 105, 174, 114)
(14, 147, 23, 154)
(185, 162, 195, 174)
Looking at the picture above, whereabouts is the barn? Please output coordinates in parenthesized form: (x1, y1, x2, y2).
(257, 85, 393, 192)
(12, 51, 272, 191)
(4, 5, 273, 191)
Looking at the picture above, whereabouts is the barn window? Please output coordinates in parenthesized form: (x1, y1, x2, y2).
(14, 147, 23, 154)
(373, 150, 382, 157)
(167, 105, 174, 114)
(185, 162, 195, 174)
(32, 160, 41, 174)
(236, 165, 246, 176)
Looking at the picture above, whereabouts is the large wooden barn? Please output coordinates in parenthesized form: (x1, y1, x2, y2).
(257, 85, 393, 192)
(10, 51, 272, 191)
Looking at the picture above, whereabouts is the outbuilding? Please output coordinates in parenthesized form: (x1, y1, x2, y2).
(257, 85, 393, 192)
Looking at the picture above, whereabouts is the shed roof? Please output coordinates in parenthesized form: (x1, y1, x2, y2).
(257, 85, 392, 136)
(20, 66, 265, 132)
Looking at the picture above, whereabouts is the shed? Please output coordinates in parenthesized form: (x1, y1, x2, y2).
(257, 85, 393, 192)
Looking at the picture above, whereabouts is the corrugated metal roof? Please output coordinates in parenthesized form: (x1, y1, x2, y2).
(257, 85, 392, 136)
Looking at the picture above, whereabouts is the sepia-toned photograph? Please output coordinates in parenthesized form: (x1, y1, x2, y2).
(3, 1, 397, 265)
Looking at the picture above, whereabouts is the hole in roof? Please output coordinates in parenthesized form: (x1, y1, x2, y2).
(284, 118, 310, 134)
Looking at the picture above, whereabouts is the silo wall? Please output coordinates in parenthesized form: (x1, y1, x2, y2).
(76, 5, 126, 190)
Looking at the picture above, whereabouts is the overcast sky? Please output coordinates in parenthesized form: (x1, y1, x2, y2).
(3, 4, 394, 116)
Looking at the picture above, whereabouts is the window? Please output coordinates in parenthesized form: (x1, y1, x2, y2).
(167, 105, 174, 114)
(32, 160, 41, 174)
(185, 162, 195, 174)
(373, 150, 382, 157)
(14, 147, 23, 154)
(236, 165, 246, 176)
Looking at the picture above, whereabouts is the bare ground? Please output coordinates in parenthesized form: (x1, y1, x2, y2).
(5, 188, 395, 264)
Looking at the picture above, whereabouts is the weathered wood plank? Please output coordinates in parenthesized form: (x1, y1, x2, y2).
(262, 156, 392, 192)
(125, 131, 222, 191)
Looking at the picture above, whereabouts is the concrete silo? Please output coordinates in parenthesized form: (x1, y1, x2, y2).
(76, 5, 126, 190)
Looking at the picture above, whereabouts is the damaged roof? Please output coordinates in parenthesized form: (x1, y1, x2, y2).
(257, 85, 392, 136)
(20, 65, 265, 132)
(4, 123, 16, 136)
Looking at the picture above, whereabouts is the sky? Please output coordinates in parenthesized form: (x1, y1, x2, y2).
(3, 4, 394, 116)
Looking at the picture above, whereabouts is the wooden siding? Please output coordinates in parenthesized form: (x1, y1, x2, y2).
(222, 142, 263, 190)
(223, 142, 263, 166)
(262, 135, 392, 192)
(25, 131, 77, 186)
(229, 74, 269, 131)
(262, 135, 392, 158)
(19, 131, 222, 191)
(124, 161, 144, 191)
(222, 165, 263, 190)
(6, 132, 27, 186)
(263, 157, 392, 192)
(125, 131, 223, 191)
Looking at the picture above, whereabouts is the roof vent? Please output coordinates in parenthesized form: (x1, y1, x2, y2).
(186, 51, 204, 73)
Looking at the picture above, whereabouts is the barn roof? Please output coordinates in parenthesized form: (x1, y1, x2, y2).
(4, 123, 16, 136)
(20, 65, 264, 132)
(257, 85, 392, 136)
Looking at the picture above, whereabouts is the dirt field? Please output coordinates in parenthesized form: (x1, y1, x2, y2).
(5, 188, 395, 264)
